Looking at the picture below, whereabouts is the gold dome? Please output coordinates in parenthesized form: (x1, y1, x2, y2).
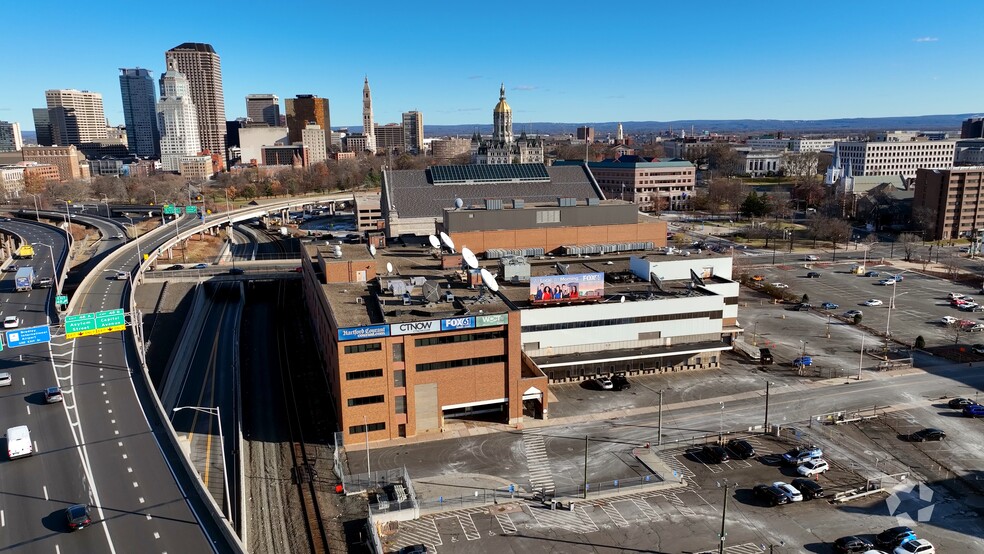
(494, 98, 511, 113)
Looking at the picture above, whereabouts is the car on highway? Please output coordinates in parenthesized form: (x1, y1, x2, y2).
(192, 263, 209, 269)
(114, 271, 128, 281)
(772, 481, 803, 502)
(894, 539, 934, 554)
(796, 458, 829, 476)
(114, 233, 125, 239)
(44, 386, 64, 403)
(771, 282, 789, 289)
(806, 272, 821, 278)
(962, 403, 984, 417)
(35, 277, 53, 288)
(906, 428, 945, 442)
(803, 255, 820, 261)
(947, 397, 975, 408)
(863, 299, 883, 306)
(3, 316, 19, 329)
(0, 371, 11, 387)
(65, 504, 91, 531)
(833, 535, 874, 553)
(701, 444, 730, 463)
(845, 309, 863, 318)
(610, 373, 631, 390)
(790, 478, 824, 499)
(229, 267, 245, 275)
(752, 484, 789, 506)
(792, 356, 812, 367)
(726, 438, 755, 459)
(875, 526, 917, 549)
(781, 445, 822, 465)
(940, 316, 958, 325)
(593, 376, 614, 390)
(3, 263, 19, 272)
(820, 302, 839, 310)
(163, 264, 185, 270)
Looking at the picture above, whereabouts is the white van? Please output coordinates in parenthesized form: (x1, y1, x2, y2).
(6, 425, 33, 459)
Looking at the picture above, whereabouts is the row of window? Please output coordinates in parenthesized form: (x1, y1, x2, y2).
(415, 330, 504, 347)
(416, 354, 506, 372)
(349, 422, 385, 434)
(348, 394, 384, 407)
(346, 368, 383, 380)
(344, 343, 382, 354)
(522, 310, 723, 333)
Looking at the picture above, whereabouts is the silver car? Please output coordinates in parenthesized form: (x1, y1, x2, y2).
(0, 372, 11, 387)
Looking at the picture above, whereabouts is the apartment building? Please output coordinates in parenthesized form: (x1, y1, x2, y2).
(560, 156, 695, 212)
(914, 167, 984, 240)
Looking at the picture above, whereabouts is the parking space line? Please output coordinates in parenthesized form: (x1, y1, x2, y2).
(666, 492, 697, 517)
(393, 518, 442, 551)
(631, 497, 663, 521)
(697, 544, 767, 554)
(526, 505, 599, 533)
(599, 503, 630, 527)
(495, 513, 517, 534)
(454, 514, 481, 540)
(522, 431, 555, 496)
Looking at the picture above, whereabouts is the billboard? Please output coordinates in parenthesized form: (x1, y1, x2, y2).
(529, 272, 605, 304)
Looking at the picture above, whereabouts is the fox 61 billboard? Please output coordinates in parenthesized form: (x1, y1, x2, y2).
(529, 272, 605, 304)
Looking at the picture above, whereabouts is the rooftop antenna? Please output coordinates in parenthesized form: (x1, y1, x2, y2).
(439, 231, 456, 254)
(461, 247, 479, 269)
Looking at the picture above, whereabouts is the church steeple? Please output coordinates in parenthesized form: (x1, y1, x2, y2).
(362, 76, 376, 154)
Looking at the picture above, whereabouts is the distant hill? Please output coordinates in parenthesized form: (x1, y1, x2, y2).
(420, 113, 979, 138)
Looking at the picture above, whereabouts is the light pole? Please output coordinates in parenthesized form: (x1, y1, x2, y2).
(56, 199, 72, 247)
(100, 194, 110, 218)
(657, 389, 664, 446)
(124, 222, 141, 260)
(151, 189, 158, 205)
(858, 331, 866, 381)
(718, 480, 734, 554)
(764, 382, 771, 432)
(26, 192, 41, 220)
(39, 243, 62, 297)
(719, 402, 725, 442)
(172, 406, 231, 520)
(886, 280, 898, 336)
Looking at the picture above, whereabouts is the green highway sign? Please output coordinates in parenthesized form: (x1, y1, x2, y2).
(55, 295, 68, 305)
(65, 309, 126, 339)
(163, 204, 175, 215)
(185, 205, 198, 214)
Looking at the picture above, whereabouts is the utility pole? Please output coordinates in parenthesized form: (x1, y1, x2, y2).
(583, 435, 589, 499)
(718, 483, 733, 554)
(764, 382, 771, 432)
(657, 390, 664, 446)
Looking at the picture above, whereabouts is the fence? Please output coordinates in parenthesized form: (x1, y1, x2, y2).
(333, 431, 347, 486)
(365, 511, 384, 554)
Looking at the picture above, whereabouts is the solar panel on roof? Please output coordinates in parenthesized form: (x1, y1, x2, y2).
(431, 163, 550, 184)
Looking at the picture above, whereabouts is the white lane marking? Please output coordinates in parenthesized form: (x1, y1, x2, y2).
(154, 532, 159, 539)
(21, 377, 25, 386)
(43, 486, 49, 501)
(26, 406, 30, 415)
(34, 441, 38, 453)
(1, 509, 4, 527)
(132, 482, 138, 488)
(127, 467, 132, 473)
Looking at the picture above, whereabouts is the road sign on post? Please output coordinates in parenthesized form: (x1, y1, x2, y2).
(163, 204, 175, 215)
(185, 206, 198, 214)
(5, 325, 52, 348)
(65, 309, 126, 339)
(55, 295, 68, 305)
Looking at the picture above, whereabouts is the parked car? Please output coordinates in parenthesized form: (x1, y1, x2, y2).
(793, 303, 813, 311)
(65, 504, 92, 531)
(593, 376, 614, 390)
(44, 386, 64, 403)
(948, 292, 966, 300)
(960, 302, 981, 311)
(875, 526, 917, 549)
(803, 255, 820, 261)
(790, 478, 824, 499)
(771, 283, 789, 289)
(906, 428, 945, 442)
(792, 356, 813, 367)
(940, 316, 958, 325)
(893, 539, 934, 554)
(610, 373, 631, 391)
(772, 481, 803, 502)
(864, 271, 880, 277)
(821, 302, 839, 310)
(781, 445, 823, 465)
(845, 309, 863, 318)
(834, 535, 874, 553)
(752, 484, 789, 506)
(806, 272, 821, 278)
(966, 324, 984, 332)
(947, 397, 975, 408)
(726, 439, 755, 459)
(796, 458, 829, 476)
(878, 278, 897, 286)
(759, 348, 773, 364)
(863, 299, 884, 306)
(701, 444, 730, 463)
(962, 404, 984, 417)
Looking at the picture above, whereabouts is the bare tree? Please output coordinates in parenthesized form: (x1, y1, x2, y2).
(898, 232, 921, 262)
(781, 151, 820, 181)
(826, 219, 852, 258)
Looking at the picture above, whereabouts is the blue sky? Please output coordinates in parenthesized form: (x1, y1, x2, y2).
(3, 0, 983, 133)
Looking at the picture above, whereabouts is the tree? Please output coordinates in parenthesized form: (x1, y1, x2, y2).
(781, 151, 820, 181)
(706, 144, 742, 177)
(807, 215, 828, 248)
(911, 205, 938, 239)
(709, 178, 746, 217)
(648, 195, 669, 217)
(826, 219, 853, 254)
(853, 314, 863, 325)
(740, 192, 769, 218)
(914, 335, 925, 349)
(898, 232, 921, 262)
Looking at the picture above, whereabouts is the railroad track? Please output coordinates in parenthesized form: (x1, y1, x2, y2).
(274, 280, 329, 553)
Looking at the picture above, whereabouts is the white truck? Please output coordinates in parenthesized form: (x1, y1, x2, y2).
(14, 266, 35, 292)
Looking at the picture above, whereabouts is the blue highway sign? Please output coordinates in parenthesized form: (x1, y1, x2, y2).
(5, 325, 52, 348)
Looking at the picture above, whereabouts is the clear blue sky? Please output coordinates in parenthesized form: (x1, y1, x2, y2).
(3, 0, 983, 133)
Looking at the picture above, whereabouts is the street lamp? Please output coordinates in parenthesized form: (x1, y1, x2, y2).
(886, 279, 898, 336)
(123, 222, 142, 260)
(172, 406, 231, 520)
(26, 192, 41, 220)
(55, 199, 73, 246)
(100, 194, 110, 218)
(39, 243, 63, 296)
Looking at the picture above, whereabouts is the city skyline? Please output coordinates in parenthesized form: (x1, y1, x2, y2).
(2, 1, 984, 135)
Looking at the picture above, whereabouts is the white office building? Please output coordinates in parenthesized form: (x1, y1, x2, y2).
(239, 125, 288, 165)
(835, 139, 956, 179)
(301, 123, 327, 164)
(745, 138, 840, 152)
(157, 58, 201, 172)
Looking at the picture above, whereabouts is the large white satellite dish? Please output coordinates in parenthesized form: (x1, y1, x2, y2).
(461, 247, 479, 269)
(454, 197, 464, 209)
(368, 244, 377, 258)
(428, 235, 441, 249)
(439, 231, 456, 253)
(480, 268, 499, 293)
(386, 262, 393, 274)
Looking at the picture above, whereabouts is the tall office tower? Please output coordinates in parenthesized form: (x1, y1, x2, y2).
(32, 108, 52, 146)
(0, 121, 23, 152)
(301, 123, 327, 164)
(962, 117, 984, 139)
(362, 78, 376, 154)
(165, 42, 227, 160)
(246, 94, 280, 126)
(402, 111, 423, 154)
(157, 57, 201, 172)
(285, 94, 330, 143)
(45, 89, 107, 146)
(119, 68, 161, 158)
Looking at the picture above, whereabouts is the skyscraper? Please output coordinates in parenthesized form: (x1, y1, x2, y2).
(157, 57, 201, 172)
(285, 95, 330, 144)
(0, 121, 23, 152)
(45, 89, 107, 146)
(402, 111, 423, 154)
(165, 42, 227, 160)
(119, 68, 161, 158)
(32, 108, 52, 146)
(363, 78, 376, 154)
(246, 94, 280, 126)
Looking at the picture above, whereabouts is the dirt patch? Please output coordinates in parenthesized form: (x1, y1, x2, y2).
(181, 233, 224, 263)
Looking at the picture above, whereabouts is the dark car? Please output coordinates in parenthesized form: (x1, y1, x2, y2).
(752, 484, 789, 506)
(65, 504, 92, 531)
(790, 478, 824, 499)
(228, 267, 245, 275)
(907, 428, 945, 442)
(701, 444, 730, 463)
(759, 348, 773, 364)
(35, 277, 53, 288)
(806, 272, 821, 278)
(948, 397, 975, 408)
(401, 545, 430, 554)
(164, 264, 185, 271)
(793, 303, 813, 311)
(3, 264, 19, 272)
(833, 535, 873, 553)
(726, 438, 755, 459)
(864, 271, 880, 277)
(875, 526, 916, 549)
(781, 445, 822, 465)
(963, 404, 984, 417)
(610, 373, 631, 391)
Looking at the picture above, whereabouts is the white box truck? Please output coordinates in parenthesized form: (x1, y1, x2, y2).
(15, 267, 35, 292)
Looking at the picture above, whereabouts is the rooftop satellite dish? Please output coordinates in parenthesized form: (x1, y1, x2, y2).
(422, 280, 441, 303)
(439, 231, 456, 253)
(368, 244, 377, 258)
(428, 235, 441, 249)
(480, 268, 499, 293)
(454, 197, 464, 209)
(461, 247, 479, 269)
(386, 262, 393, 274)
(620, 295, 626, 303)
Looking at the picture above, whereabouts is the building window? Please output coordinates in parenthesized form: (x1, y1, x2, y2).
(415, 330, 505, 347)
(394, 370, 406, 387)
(349, 422, 386, 434)
(344, 342, 382, 354)
(416, 354, 506, 372)
(395, 395, 407, 414)
(347, 395, 385, 407)
(346, 368, 383, 380)
(393, 343, 404, 361)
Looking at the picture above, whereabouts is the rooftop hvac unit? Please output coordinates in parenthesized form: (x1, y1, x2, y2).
(485, 198, 503, 210)
(513, 199, 525, 209)
(587, 198, 600, 206)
